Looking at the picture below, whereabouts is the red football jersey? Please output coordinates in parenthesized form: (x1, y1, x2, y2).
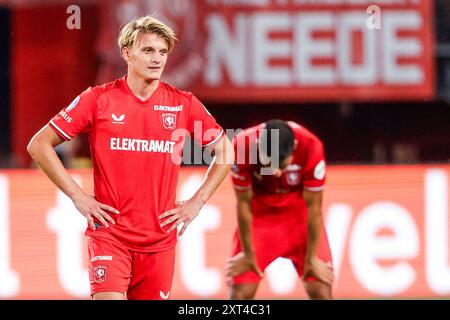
(231, 121, 326, 214)
(49, 76, 223, 252)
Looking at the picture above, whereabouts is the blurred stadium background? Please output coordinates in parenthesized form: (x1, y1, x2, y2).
(0, 0, 449, 299)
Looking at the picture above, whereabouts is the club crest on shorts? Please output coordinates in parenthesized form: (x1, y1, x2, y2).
(162, 113, 176, 130)
(93, 265, 107, 283)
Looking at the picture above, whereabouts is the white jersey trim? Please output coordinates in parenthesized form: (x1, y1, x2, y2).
(49, 120, 72, 140)
(304, 186, 324, 192)
(203, 129, 224, 148)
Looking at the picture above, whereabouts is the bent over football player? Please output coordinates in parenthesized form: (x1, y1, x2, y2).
(227, 119, 333, 300)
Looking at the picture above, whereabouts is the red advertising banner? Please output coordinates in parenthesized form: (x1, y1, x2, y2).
(97, 0, 435, 102)
(0, 164, 448, 299)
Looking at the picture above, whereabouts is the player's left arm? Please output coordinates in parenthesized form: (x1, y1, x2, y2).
(302, 189, 334, 285)
(303, 189, 323, 261)
(159, 135, 234, 235)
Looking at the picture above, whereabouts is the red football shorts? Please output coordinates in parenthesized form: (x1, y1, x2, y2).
(87, 234, 175, 300)
(229, 209, 333, 285)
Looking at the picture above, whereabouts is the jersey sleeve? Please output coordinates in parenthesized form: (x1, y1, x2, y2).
(302, 139, 326, 192)
(230, 135, 252, 190)
(187, 95, 224, 148)
(48, 87, 97, 141)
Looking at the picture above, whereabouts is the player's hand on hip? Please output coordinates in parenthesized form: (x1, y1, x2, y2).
(226, 252, 263, 278)
(71, 193, 119, 230)
(159, 198, 204, 236)
(302, 256, 334, 286)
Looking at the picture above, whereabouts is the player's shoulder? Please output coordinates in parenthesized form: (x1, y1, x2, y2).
(159, 81, 193, 101)
(89, 78, 124, 99)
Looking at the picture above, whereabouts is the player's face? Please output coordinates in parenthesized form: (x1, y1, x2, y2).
(125, 32, 169, 81)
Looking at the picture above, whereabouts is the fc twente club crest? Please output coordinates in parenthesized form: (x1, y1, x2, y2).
(162, 113, 177, 130)
(286, 171, 300, 186)
(93, 265, 107, 283)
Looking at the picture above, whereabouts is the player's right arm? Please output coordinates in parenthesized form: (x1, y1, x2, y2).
(27, 126, 118, 230)
(226, 187, 263, 278)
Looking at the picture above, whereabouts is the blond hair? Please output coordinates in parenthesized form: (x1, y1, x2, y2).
(118, 16, 177, 52)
